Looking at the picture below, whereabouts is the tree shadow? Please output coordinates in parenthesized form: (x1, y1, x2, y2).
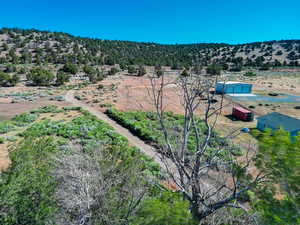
(224, 114, 238, 121)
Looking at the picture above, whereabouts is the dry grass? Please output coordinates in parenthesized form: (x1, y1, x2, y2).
(0, 142, 11, 171)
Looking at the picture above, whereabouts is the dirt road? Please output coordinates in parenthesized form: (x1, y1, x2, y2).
(65, 90, 232, 199)
(65, 90, 176, 175)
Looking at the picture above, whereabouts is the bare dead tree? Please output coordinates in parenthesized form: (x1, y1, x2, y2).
(147, 71, 265, 222)
(53, 142, 149, 225)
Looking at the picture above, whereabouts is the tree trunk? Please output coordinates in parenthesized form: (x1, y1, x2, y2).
(191, 202, 202, 222)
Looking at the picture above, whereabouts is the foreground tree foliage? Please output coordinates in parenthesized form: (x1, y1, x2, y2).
(254, 129, 300, 225)
(26, 67, 55, 86)
(0, 107, 197, 225)
(0, 137, 59, 225)
(133, 191, 196, 225)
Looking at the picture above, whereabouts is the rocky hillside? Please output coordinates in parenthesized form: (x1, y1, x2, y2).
(0, 27, 300, 69)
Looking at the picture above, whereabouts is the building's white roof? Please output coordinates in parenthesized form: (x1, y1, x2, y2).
(217, 81, 250, 85)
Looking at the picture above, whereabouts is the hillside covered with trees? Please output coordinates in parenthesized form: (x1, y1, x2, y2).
(1, 27, 300, 70)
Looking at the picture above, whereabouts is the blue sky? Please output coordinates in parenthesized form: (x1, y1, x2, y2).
(1, 0, 300, 44)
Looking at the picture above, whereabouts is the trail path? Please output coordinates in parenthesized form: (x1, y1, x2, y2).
(65, 90, 174, 174)
(2, 90, 247, 213)
(65, 90, 228, 199)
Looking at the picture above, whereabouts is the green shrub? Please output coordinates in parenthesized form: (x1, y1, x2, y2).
(230, 145, 244, 156)
(259, 64, 270, 71)
(206, 64, 222, 75)
(6, 136, 17, 142)
(0, 137, 59, 225)
(20, 110, 161, 177)
(229, 65, 243, 72)
(0, 136, 5, 144)
(133, 191, 196, 225)
(83, 65, 95, 75)
(4, 64, 17, 73)
(0, 72, 10, 86)
(31, 105, 63, 114)
(83, 66, 104, 83)
(105, 109, 236, 161)
(250, 129, 262, 139)
(253, 130, 300, 225)
(108, 67, 119, 75)
(56, 72, 70, 86)
(181, 69, 189, 77)
(74, 95, 82, 100)
(26, 67, 55, 86)
(18, 67, 27, 74)
(97, 84, 104, 89)
(61, 63, 78, 74)
(0, 106, 166, 224)
(63, 106, 82, 111)
(0, 122, 14, 134)
(171, 63, 183, 70)
(0, 71, 19, 87)
(128, 65, 137, 74)
(100, 103, 113, 108)
(13, 112, 39, 124)
(244, 72, 256, 77)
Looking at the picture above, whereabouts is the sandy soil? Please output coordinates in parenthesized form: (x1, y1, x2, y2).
(0, 84, 71, 120)
(0, 99, 72, 120)
(236, 76, 300, 118)
(254, 78, 300, 95)
(73, 74, 184, 113)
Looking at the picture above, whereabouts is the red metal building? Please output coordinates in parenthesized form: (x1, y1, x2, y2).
(232, 106, 254, 121)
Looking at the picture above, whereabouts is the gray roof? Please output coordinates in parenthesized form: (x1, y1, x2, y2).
(257, 112, 300, 132)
